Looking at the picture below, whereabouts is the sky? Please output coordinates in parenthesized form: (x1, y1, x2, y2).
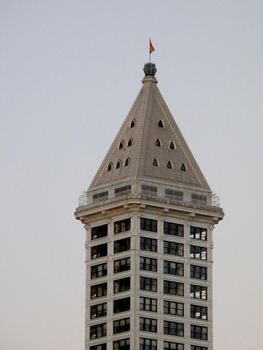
(1, 1, 263, 349)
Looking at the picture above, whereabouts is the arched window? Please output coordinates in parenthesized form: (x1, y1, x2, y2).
(128, 138, 133, 147)
(169, 141, 175, 149)
(107, 163, 112, 171)
(130, 119, 135, 128)
(167, 161, 173, 169)
(153, 158, 159, 167)
(119, 141, 124, 149)
(158, 120, 164, 128)
(181, 163, 187, 172)
(116, 161, 121, 169)
(155, 139, 161, 147)
(124, 158, 129, 167)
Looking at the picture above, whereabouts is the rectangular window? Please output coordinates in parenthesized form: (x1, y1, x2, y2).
(113, 338, 130, 350)
(90, 323, 107, 339)
(114, 218, 131, 234)
(140, 257, 157, 272)
(91, 263, 107, 279)
(91, 224, 108, 240)
(190, 346, 208, 350)
(164, 221, 184, 237)
(191, 305, 208, 320)
(115, 185, 131, 197)
(90, 344, 107, 350)
(164, 321, 184, 337)
(91, 243, 107, 260)
(164, 280, 184, 296)
(93, 191, 108, 203)
(191, 194, 207, 206)
(140, 218, 157, 232)
(190, 325, 208, 340)
(164, 300, 184, 316)
(113, 317, 130, 334)
(140, 338, 157, 350)
(165, 189, 184, 202)
(113, 297, 130, 313)
(140, 317, 157, 333)
(190, 285, 207, 300)
(90, 303, 107, 319)
(140, 277, 157, 292)
(190, 226, 207, 241)
(141, 184, 157, 197)
(140, 237, 157, 252)
(190, 245, 207, 260)
(190, 265, 207, 280)
(164, 341, 184, 350)
(140, 297, 157, 312)
(114, 277, 130, 293)
(164, 241, 184, 256)
(90, 283, 107, 299)
(114, 257, 130, 273)
(164, 261, 184, 276)
(114, 237, 131, 254)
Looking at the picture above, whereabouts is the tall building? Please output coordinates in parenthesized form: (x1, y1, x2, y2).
(75, 62, 224, 350)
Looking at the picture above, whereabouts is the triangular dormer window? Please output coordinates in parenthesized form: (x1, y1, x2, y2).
(128, 139, 132, 147)
(158, 120, 164, 128)
(167, 161, 173, 169)
(155, 139, 161, 147)
(169, 141, 175, 149)
(116, 161, 121, 169)
(181, 163, 186, 172)
(153, 158, 159, 166)
(130, 119, 135, 128)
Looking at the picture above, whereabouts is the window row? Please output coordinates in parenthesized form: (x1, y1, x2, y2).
(90, 241, 207, 262)
(91, 297, 206, 320)
(107, 158, 130, 171)
(90, 280, 208, 300)
(91, 220, 207, 241)
(90, 321, 207, 340)
(90, 340, 208, 350)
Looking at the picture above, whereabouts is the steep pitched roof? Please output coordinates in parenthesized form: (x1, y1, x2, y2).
(89, 63, 211, 191)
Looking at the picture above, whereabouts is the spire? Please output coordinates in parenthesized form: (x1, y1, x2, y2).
(88, 64, 211, 192)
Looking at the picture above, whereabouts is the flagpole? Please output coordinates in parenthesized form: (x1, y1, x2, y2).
(149, 38, 151, 63)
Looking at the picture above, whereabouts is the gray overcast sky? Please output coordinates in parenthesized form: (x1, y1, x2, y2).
(1, 1, 263, 349)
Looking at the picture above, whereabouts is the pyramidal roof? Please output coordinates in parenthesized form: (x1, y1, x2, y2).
(89, 63, 211, 192)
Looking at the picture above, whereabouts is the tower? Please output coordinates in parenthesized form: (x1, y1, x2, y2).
(75, 63, 224, 350)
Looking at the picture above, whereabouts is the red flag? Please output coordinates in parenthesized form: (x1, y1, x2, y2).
(149, 39, 155, 54)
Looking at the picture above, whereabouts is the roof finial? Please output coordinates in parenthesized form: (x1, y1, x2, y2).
(143, 62, 157, 76)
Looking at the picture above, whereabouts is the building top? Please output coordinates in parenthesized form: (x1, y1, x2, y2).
(89, 63, 211, 192)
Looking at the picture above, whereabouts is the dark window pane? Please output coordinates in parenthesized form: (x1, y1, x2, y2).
(91, 224, 108, 240)
(190, 285, 207, 300)
(140, 277, 157, 292)
(140, 218, 157, 232)
(140, 237, 157, 252)
(113, 297, 130, 313)
(114, 218, 131, 234)
(190, 226, 207, 241)
(114, 238, 131, 254)
(164, 280, 184, 296)
(140, 257, 157, 272)
(164, 222, 184, 237)
(114, 277, 130, 293)
(91, 243, 108, 259)
(164, 241, 184, 256)
(114, 257, 131, 273)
